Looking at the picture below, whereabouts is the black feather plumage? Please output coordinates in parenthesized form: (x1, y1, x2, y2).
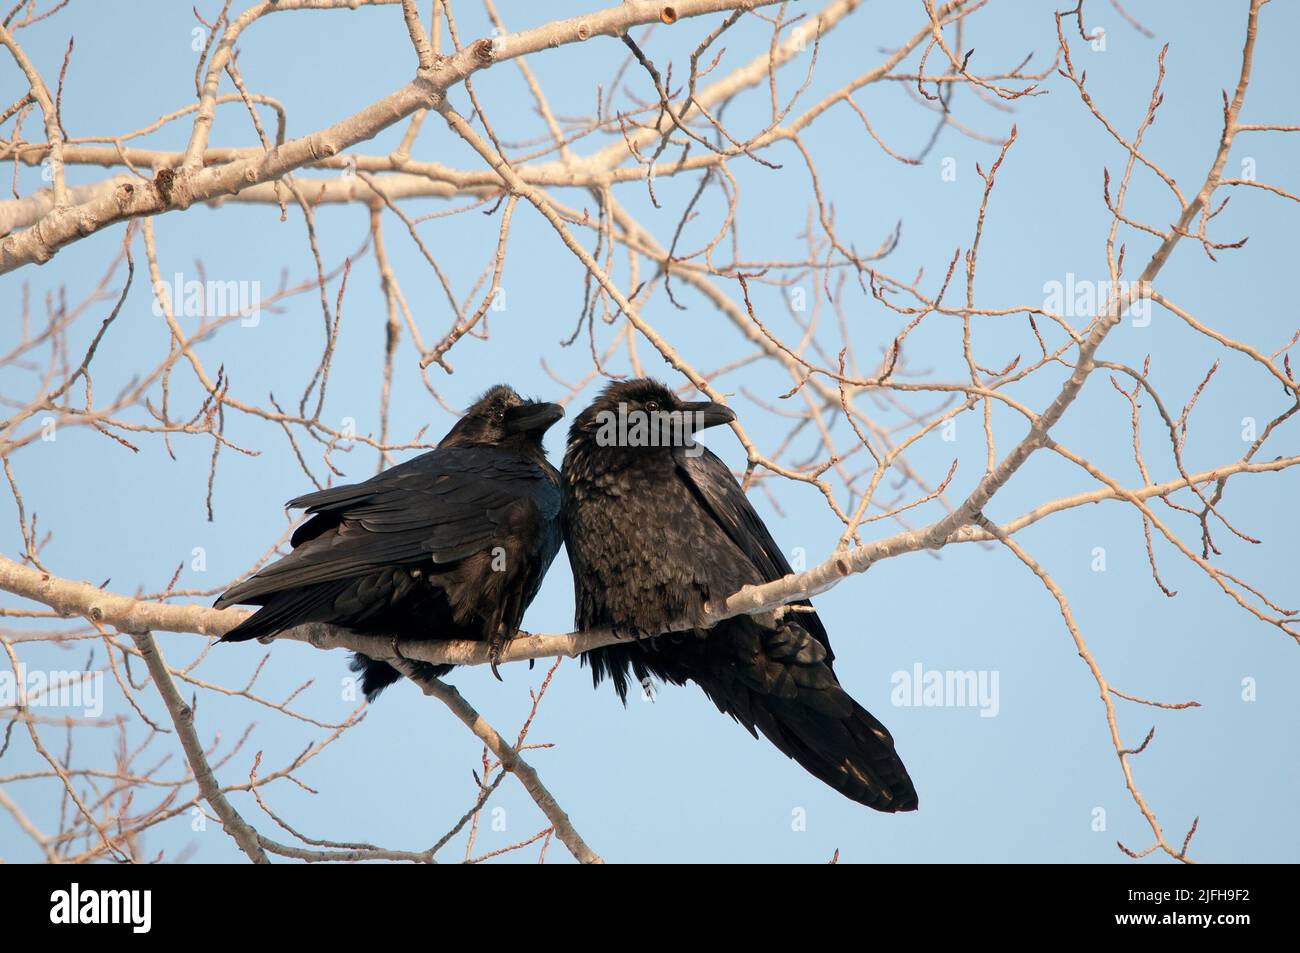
(561, 378, 918, 812)
(215, 385, 564, 700)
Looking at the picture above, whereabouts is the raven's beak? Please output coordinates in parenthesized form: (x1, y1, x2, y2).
(679, 400, 736, 430)
(504, 401, 564, 435)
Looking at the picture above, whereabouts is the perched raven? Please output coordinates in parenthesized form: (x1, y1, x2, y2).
(562, 378, 917, 811)
(216, 385, 564, 699)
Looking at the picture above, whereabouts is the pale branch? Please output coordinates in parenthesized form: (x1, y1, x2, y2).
(0, 19, 66, 207)
(127, 630, 270, 864)
(973, 514, 1199, 864)
(0, 0, 784, 273)
(387, 658, 602, 865)
(4, 449, 1297, 667)
(0, 0, 995, 253)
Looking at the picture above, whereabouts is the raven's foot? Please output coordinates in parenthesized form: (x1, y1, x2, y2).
(487, 629, 506, 682)
(610, 623, 641, 643)
(390, 636, 411, 676)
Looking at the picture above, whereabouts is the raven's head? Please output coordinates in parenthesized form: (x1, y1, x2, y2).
(566, 378, 735, 461)
(439, 384, 564, 451)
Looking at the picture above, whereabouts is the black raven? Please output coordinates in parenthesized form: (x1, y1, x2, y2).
(562, 378, 917, 812)
(216, 385, 564, 699)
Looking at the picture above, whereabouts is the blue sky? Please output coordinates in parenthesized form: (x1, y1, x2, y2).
(1, 1, 1297, 863)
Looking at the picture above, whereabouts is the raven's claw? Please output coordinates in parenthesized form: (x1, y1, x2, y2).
(487, 629, 506, 681)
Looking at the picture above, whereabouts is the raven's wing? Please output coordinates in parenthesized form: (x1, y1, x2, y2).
(215, 446, 558, 608)
(671, 447, 917, 809)
(672, 445, 831, 653)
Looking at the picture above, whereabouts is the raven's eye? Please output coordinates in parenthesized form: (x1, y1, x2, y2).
(644, 400, 659, 412)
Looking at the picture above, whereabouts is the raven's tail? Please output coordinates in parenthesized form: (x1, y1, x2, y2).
(216, 580, 353, 643)
(690, 618, 918, 813)
(348, 653, 452, 702)
(217, 582, 454, 702)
